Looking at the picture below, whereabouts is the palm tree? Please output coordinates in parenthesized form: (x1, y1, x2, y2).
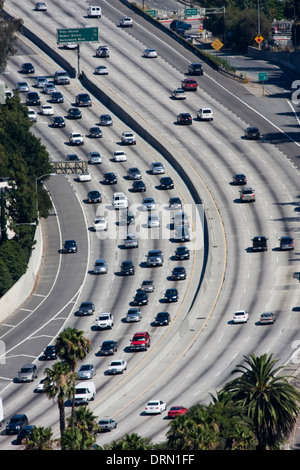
(106, 433, 152, 450)
(223, 353, 300, 450)
(23, 426, 56, 450)
(67, 406, 99, 442)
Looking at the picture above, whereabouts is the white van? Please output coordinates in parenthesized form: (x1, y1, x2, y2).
(74, 381, 96, 405)
(87, 6, 101, 18)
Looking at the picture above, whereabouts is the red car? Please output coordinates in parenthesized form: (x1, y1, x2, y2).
(181, 78, 197, 91)
(130, 331, 150, 351)
(168, 406, 188, 418)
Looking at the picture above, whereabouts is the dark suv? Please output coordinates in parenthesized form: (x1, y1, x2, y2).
(63, 239, 78, 253)
(26, 91, 41, 105)
(252, 236, 268, 252)
(6, 414, 29, 435)
(279, 236, 294, 250)
(170, 20, 192, 32)
(120, 260, 135, 275)
(188, 63, 203, 75)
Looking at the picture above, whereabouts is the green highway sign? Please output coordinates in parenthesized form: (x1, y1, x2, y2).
(146, 10, 156, 18)
(186, 8, 198, 16)
(57, 27, 98, 44)
(258, 72, 268, 81)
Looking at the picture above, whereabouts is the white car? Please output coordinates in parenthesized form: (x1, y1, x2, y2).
(35, 2, 47, 10)
(107, 359, 127, 375)
(89, 151, 102, 164)
(93, 216, 108, 231)
(95, 65, 108, 75)
(144, 399, 167, 414)
(36, 377, 52, 392)
(172, 88, 187, 99)
(112, 192, 128, 209)
(233, 310, 249, 324)
(77, 364, 96, 380)
(78, 173, 91, 182)
(28, 109, 37, 122)
(40, 104, 54, 115)
(17, 81, 29, 92)
(113, 150, 127, 162)
(197, 107, 213, 121)
(35, 76, 48, 88)
(120, 16, 133, 27)
(144, 48, 157, 58)
(69, 132, 84, 145)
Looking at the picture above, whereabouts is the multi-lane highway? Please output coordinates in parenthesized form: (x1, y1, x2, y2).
(0, 0, 300, 448)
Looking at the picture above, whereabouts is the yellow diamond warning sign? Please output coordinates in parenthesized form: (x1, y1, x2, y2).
(255, 35, 264, 43)
(211, 39, 224, 51)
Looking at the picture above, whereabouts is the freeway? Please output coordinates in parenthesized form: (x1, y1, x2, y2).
(0, 0, 300, 448)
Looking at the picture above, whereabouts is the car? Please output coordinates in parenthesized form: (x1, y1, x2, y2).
(52, 116, 65, 128)
(181, 78, 198, 91)
(94, 259, 108, 274)
(40, 104, 54, 115)
(76, 93, 92, 107)
(43, 83, 57, 94)
(17, 81, 30, 92)
(174, 225, 190, 242)
(260, 312, 276, 324)
(121, 209, 135, 225)
(146, 249, 163, 266)
(103, 172, 117, 184)
(132, 180, 146, 192)
(35, 2, 47, 11)
(99, 114, 113, 126)
(36, 377, 52, 392)
(170, 20, 192, 31)
(78, 364, 96, 380)
(164, 288, 179, 302)
(98, 418, 117, 432)
(133, 291, 148, 306)
(160, 176, 174, 189)
(26, 91, 41, 105)
(21, 62, 35, 74)
(16, 425, 36, 444)
(99, 340, 118, 356)
(197, 107, 213, 121)
(126, 307, 142, 322)
(67, 108, 82, 119)
(107, 359, 127, 375)
(28, 109, 37, 122)
(69, 132, 84, 145)
(89, 126, 102, 138)
(113, 150, 127, 162)
(169, 197, 182, 209)
(279, 236, 294, 250)
(96, 45, 109, 57)
(175, 246, 190, 260)
(120, 16, 133, 27)
(151, 162, 165, 174)
(130, 331, 150, 351)
(154, 311, 171, 326)
(144, 48, 157, 58)
(50, 91, 64, 103)
(140, 280, 155, 293)
(93, 216, 107, 231)
(53, 70, 70, 85)
(233, 310, 249, 323)
(127, 167, 142, 180)
(244, 126, 260, 140)
(112, 192, 128, 209)
(18, 363, 38, 382)
(142, 197, 156, 211)
(240, 187, 255, 202)
(95, 65, 108, 75)
(172, 88, 186, 99)
(95, 312, 114, 329)
(124, 232, 138, 248)
(63, 43, 78, 50)
(173, 211, 189, 228)
(6, 414, 29, 435)
(86, 189, 100, 202)
(66, 153, 80, 162)
(252, 236, 268, 252)
(35, 76, 48, 88)
(120, 260, 135, 275)
(147, 214, 160, 228)
(63, 239, 78, 253)
(43, 345, 57, 360)
(144, 400, 166, 414)
(168, 406, 188, 418)
(177, 113, 192, 125)
(78, 301, 95, 316)
(89, 151, 102, 164)
(171, 266, 186, 280)
(188, 62, 203, 75)
(121, 131, 136, 145)
(233, 174, 247, 185)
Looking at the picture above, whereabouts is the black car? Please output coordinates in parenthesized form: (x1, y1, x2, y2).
(21, 62, 35, 73)
(68, 108, 82, 119)
(16, 425, 36, 445)
(188, 62, 203, 75)
(169, 197, 182, 209)
(43, 345, 57, 360)
(133, 291, 148, 305)
(99, 340, 118, 356)
(170, 20, 192, 31)
(233, 174, 247, 185)
(175, 246, 190, 260)
(252, 236, 268, 252)
(160, 176, 174, 189)
(52, 116, 66, 128)
(63, 239, 77, 253)
(75, 93, 92, 106)
(66, 154, 80, 161)
(26, 91, 41, 106)
(164, 288, 179, 302)
(78, 301, 95, 316)
(120, 260, 135, 275)
(279, 236, 294, 250)
(244, 126, 260, 140)
(6, 414, 29, 435)
(89, 126, 102, 138)
(154, 312, 171, 326)
(103, 172, 117, 184)
(51, 91, 64, 103)
(132, 180, 146, 192)
(87, 190, 102, 203)
(177, 113, 192, 125)
(172, 266, 186, 280)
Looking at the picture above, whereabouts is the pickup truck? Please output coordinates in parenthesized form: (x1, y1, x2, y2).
(94, 312, 114, 330)
(53, 70, 70, 85)
(107, 359, 127, 375)
(124, 233, 138, 248)
(74, 381, 95, 405)
(130, 331, 150, 351)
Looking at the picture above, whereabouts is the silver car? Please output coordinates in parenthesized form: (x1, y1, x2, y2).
(151, 162, 165, 174)
(18, 363, 38, 382)
(148, 214, 160, 228)
(89, 151, 102, 164)
(146, 249, 164, 266)
(78, 364, 96, 380)
(142, 197, 156, 211)
(126, 307, 142, 322)
(94, 259, 108, 274)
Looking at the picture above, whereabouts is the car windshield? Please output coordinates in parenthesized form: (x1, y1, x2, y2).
(20, 367, 32, 373)
(102, 342, 114, 348)
(80, 365, 91, 370)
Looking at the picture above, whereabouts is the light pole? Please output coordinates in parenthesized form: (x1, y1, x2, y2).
(258, 0, 261, 49)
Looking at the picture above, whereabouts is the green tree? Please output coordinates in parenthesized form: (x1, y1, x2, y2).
(0, 257, 13, 296)
(224, 353, 300, 450)
(0, 1, 23, 73)
(23, 426, 56, 450)
(62, 406, 99, 450)
(106, 433, 152, 450)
